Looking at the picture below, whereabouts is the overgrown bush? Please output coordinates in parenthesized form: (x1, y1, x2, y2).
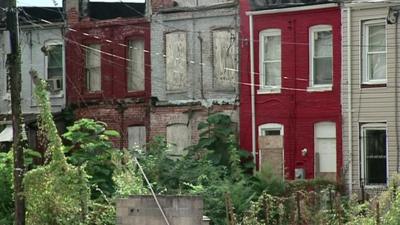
(0, 151, 13, 225)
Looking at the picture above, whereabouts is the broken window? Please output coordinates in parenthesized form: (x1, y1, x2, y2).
(46, 42, 64, 94)
(314, 122, 336, 179)
(362, 20, 386, 84)
(85, 44, 101, 92)
(166, 123, 191, 156)
(165, 32, 187, 91)
(128, 126, 146, 149)
(310, 25, 332, 86)
(213, 29, 236, 89)
(362, 124, 387, 185)
(127, 39, 145, 92)
(260, 29, 281, 90)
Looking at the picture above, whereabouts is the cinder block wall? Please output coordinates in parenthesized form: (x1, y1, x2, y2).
(116, 196, 209, 225)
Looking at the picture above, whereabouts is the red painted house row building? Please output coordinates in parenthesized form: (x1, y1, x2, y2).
(63, 0, 343, 182)
(240, 0, 342, 180)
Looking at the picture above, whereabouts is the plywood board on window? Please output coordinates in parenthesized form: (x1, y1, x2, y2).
(166, 32, 187, 91)
(259, 136, 284, 178)
(212, 30, 236, 89)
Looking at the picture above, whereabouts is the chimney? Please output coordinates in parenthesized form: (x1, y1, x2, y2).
(64, 0, 88, 25)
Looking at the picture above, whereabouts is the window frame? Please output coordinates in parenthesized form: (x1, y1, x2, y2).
(126, 37, 145, 93)
(360, 123, 388, 187)
(258, 123, 284, 136)
(259, 29, 282, 94)
(362, 19, 387, 85)
(44, 40, 65, 97)
(314, 121, 337, 176)
(84, 43, 102, 93)
(308, 25, 333, 91)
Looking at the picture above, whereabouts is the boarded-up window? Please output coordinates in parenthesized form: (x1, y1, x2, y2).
(213, 30, 236, 89)
(127, 39, 144, 92)
(166, 124, 191, 156)
(315, 122, 336, 180)
(85, 44, 101, 92)
(128, 126, 146, 149)
(165, 32, 187, 91)
(258, 123, 284, 178)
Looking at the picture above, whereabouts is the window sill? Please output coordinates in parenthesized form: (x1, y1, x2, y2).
(361, 83, 387, 88)
(364, 184, 387, 189)
(307, 85, 332, 92)
(257, 88, 281, 95)
(166, 90, 187, 94)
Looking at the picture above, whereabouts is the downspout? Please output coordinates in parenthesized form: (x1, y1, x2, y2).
(249, 14, 257, 169)
(394, 12, 399, 173)
(346, 7, 353, 194)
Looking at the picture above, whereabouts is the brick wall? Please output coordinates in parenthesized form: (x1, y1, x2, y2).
(150, 104, 238, 145)
(74, 103, 148, 148)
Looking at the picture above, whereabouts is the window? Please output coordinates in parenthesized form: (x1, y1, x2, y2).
(212, 29, 237, 89)
(259, 123, 284, 136)
(361, 124, 387, 185)
(127, 39, 145, 92)
(314, 122, 336, 175)
(45, 42, 64, 94)
(85, 44, 101, 92)
(128, 126, 146, 149)
(259, 29, 281, 91)
(165, 32, 187, 91)
(363, 20, 386, 84)
(310, 25, 332, 87)
(166, 124, 191, 156)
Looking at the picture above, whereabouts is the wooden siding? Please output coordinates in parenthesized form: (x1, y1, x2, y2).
(342, 5, 399, 193)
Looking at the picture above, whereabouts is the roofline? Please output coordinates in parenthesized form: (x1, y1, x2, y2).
(246, 3, 339, 16)
(344, 2, 398, 9)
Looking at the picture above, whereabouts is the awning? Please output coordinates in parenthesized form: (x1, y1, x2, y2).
(0, 125, 13, 142)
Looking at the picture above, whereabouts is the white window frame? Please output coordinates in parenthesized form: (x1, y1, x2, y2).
(314, 121, 336, 176)
(259, 123, 284, 136)
(362, 19, 387, 85)
(308, 25, 333, 92)
(258, 29, 281, 94)
(44, 40, 65, 97)
(360, 123, 388, 187)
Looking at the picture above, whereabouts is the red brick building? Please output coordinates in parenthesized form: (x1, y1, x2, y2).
(65, 1, 150, 148)
(240, 1, 342, 180)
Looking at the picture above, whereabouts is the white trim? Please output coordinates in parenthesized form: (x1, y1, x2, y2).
(345, 2, 398, 9)
(44, 39, 64, 98)
(361, 19, 387, 85)
(309, 25, 333, 89)
(259, 29, 281, 91)
(257, 87, 281, 94)
(258, 123, 284, 135)
(246, 3, 338, 16)
(360, 123, 388, 187)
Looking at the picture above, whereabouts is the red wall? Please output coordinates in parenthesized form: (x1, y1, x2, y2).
(66, 18, 151, 103)
(65, 18, 151, 148)
(239, 4, 342, 180)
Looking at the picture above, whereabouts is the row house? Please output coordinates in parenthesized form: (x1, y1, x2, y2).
(342, 1, 400, 195)
(65, 0, 150, 149)
(240, 0, 342, 180)
(0, 7, 65, 152)
(149, 0, 239, 155)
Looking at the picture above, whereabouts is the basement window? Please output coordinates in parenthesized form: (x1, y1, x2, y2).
(127, 39, 145, 92)
(362, 20, 386, 85)
(165, 32, 187, 92)
(259, 29, 281, 93)
(361, 123, 387, 185)
(128, 126, 146, 149)
(85, 44, 101, 92)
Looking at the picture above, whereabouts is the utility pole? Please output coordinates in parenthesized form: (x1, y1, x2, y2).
(6, 0, 25, 224)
